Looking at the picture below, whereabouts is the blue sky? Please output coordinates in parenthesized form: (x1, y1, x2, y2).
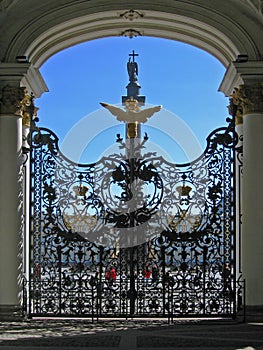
(37, 36, 229, 164)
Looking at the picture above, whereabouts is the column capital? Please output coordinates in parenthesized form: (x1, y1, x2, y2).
(232, 83, 263, 115)
(0, 85, 26, 115)
(0, 86, 38, 127)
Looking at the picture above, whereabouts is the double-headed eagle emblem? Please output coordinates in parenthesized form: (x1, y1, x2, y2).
(100, 98, 162, 123)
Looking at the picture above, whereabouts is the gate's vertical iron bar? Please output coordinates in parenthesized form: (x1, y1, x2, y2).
(28, 146, 33, 317)
(202, 247, 207, 315)
(91, 283, 94, 323)
(22, 158, 27, 314)
(29, 143, 43, 316)
(232, 122, 238, 318)
(98, 245, 103, 318)
(129, 247, 136, 316)
(57, 246, 62, 315)
(161, 245, 166, 318)
(28, 98, 35, 317)
(129, 136, 136, 317)
(243, 279, 246, 322)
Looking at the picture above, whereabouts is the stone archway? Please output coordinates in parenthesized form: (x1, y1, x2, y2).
(3, 1, 262, 71)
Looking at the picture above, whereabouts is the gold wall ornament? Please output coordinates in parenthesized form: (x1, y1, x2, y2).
(119, 9, 144, 21)
(0, 85, 26, 115)
(232, 83, 263, 115)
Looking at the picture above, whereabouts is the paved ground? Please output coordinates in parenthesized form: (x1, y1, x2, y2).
(0, 318, 263, 350)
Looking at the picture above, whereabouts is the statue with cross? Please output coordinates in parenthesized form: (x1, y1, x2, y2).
(100, 50, 162, 137)
(127, 50, 138, 82)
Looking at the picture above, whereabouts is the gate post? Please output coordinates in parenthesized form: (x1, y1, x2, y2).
(0, 63, 47, 320)
(220, 62, 263, 321)
(0, 85, 25, 320)
(233, 82, 263, 321)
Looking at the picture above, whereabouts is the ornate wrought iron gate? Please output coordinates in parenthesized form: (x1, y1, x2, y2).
(25, 116, 242, 319)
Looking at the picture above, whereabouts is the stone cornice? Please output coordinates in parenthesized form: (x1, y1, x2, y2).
(219, 61, 263, 96)
(20, 65, 48, 98)
(0, 63, 31, 85)
(0, 63, 48, 97)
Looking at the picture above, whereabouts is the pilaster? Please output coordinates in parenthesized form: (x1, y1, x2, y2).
(0, 85, 33, 320)
(231, 82, 263, 321)
(0, 62, 44, 320)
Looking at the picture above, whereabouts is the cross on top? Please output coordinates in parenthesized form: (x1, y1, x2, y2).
(129, 50, 138, 62)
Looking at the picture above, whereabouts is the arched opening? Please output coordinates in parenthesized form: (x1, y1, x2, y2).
(36, 36, 229, 164)
(24, 34, 241, 319)
(14, 6, 256, 69)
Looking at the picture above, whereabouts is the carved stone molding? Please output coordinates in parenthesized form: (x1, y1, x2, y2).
(0, 85, 26, 115)
(231, 83, 263, 115)
(120, 29, 142, 38)
(119, 9, 144, 21)
(0, 0, 18, 12)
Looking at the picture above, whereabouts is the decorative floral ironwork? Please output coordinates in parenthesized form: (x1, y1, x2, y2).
(26, 115, 242, 318)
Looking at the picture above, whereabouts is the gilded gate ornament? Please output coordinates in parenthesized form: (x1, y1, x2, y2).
(19, 93, 38, 127)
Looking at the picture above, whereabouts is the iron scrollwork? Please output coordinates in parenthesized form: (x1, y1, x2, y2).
(27, 115, 242, 319)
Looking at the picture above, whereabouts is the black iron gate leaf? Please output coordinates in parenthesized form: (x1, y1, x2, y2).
(26, 117, 242, 319)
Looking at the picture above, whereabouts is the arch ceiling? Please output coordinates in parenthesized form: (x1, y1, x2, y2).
(0, 0, 262, 70)
(23, 11, 242, 68)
